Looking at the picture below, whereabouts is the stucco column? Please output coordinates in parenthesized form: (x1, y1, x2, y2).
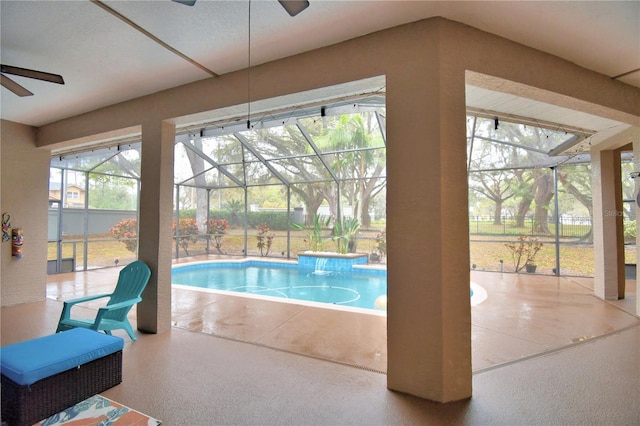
(592, 149, 624, 300)
(634, 130, 640, 316)
(136, 120, 175, 334)
(386, 52, 471, 401)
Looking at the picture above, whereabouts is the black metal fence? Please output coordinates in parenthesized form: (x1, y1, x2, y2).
(469, 216, 592, 238)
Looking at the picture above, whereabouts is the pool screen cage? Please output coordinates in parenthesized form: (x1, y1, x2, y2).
(47, 92, 635, 277)
(48, 94, 388, 271)
(467, 112, 636, 277)
(171, 95, 388, 260)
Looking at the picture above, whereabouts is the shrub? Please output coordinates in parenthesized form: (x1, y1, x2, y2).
(224, 199, 243, 225)
(624, 220, 636, 240)
(256, 223, 275, 257)
(204, 219, 229, 254)
(504, 235, 543, 272)
(175, 209, 196, 219)
(206, 210, 294, 230)
(247, 211, 293, 230)
(209, 210, 232, 224)
(109, 218, 138, 253)
(173, 218, 199, 256)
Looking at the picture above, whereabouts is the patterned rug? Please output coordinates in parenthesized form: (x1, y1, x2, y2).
(35, 394, 161, 425)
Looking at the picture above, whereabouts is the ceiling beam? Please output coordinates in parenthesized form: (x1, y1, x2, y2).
(91, 0, 218, 78)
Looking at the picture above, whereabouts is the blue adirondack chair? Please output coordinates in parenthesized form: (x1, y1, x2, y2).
(56, 260, 151, 341)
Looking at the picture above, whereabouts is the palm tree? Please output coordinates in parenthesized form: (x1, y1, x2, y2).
(314, 112, 386, 227)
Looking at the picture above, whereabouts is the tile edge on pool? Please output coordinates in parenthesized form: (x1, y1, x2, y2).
(171, 283, 388, 316)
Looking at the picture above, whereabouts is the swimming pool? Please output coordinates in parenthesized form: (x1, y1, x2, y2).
(171, 260, 487, 311)
(171, 260, 387, 311)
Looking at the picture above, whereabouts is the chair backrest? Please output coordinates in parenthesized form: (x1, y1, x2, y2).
(104, 260, 152, 321)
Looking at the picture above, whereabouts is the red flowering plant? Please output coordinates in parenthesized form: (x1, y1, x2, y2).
(504, 235, 543, 273)
(109, 218, 138, 253)
(173, 218, 199, 256)
(204, 219, 229, 254)
(256, 223, 275, 257)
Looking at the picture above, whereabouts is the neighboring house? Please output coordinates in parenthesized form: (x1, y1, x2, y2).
(49, 182, 86, 208)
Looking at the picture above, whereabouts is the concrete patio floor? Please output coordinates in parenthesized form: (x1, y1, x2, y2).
(40, 258, 639, 374)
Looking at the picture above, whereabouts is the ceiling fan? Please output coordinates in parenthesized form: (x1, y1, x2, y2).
(1, 64, 65, 97)
(172, 0, 310, 17)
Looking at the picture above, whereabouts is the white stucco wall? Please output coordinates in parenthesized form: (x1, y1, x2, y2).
(1, 120, 51, 306)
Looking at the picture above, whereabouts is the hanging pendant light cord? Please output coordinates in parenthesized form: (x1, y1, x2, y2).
(247, 0, 252, 130)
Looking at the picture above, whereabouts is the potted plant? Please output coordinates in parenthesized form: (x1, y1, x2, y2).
(504, 235, 543, 273)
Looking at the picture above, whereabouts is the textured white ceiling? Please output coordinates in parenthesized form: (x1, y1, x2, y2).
(1, 1, 638, 128)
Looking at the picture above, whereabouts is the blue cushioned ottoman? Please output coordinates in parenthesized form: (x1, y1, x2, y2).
(1, 328, 124, 426)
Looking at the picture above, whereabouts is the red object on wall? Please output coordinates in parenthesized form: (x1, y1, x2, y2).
(12, 228, 24, 258)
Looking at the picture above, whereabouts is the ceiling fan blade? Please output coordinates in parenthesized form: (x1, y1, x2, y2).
(1, 74, 34, 97)
(0, 64, 64, 85)
(172, 0, 196, 6)
(278, 0, 309, 16)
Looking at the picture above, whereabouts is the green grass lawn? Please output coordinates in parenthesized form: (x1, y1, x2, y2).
(48, 229, 383, 269)
(470, 240, 637, 276)
(49, 230, 633, 277)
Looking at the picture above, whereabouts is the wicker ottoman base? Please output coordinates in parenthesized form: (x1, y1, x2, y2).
(1, 350, 122, 426)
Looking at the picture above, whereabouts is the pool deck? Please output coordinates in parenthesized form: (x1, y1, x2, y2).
(42, 255, 638, 374)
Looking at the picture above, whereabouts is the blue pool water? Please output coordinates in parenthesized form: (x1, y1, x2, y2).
(171, 261, 387, 311)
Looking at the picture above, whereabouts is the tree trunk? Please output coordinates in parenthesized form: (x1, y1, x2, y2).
(493, 200, 503, 225)
(558, 173, 594, 242)
(357, 164, 385, 227)
(533, 171, 554, 234)
(196, 188, 208, 233)
(185, 138, 208, 233)
(321, 184, 338, 222)
(515, 196, 533, 227)
(292, 186, 325, 226)
(361, 197, 372, 228)
(533, 203, 551, 234)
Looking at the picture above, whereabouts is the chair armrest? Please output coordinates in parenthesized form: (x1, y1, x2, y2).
(92, 297, 142, 327)
(99, 297, 142, 312)
(59, 294, 111, 322)
(63, 293, 111, 307)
